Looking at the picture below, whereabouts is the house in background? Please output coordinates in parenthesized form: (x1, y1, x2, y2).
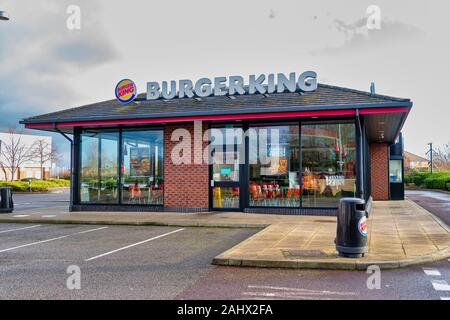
(0, 132, 52, 181)
(404, 151, 429, 171)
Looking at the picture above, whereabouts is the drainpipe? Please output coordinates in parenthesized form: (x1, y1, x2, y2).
(356, 110, 365, 201)
(54, 124, 75, 211)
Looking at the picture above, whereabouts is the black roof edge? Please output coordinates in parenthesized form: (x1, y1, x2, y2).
(317, 83, 411, 103)
(390, 101, 413, 145)
(21, 101, 413, 125)
(21, 82, 411, 123)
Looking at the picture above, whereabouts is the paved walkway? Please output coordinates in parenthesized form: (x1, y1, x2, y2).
(213, 200, 450, 270)
(0, 199, 449, 270)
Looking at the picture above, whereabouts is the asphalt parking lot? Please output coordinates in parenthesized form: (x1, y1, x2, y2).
(11, 191, 69, 212)
(0, 223, 257, 299)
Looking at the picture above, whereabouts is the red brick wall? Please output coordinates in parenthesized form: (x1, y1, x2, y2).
(370, 143, 389, 200)
(163, 122, 209, 210)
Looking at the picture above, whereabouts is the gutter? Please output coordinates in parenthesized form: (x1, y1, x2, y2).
(356, 109, 365, 201)
(54, 124, 75, 210)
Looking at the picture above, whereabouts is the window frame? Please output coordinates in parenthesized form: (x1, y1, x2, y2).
(245, 118, 358, 210)
(77, 127, 164, 207)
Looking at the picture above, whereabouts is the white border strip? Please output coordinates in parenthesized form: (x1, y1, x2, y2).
(431, 280, 450, 291)
(0, 226, 108, 253)
(0, 225, 41, 234)
(423, 268, 441, 276)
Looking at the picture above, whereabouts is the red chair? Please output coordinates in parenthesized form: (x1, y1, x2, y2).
(267, 184, 274, 199)
(294, 185, 300, 197)
(275, 184, 282, 199)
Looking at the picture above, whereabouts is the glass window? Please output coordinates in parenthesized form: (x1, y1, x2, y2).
(212, 186, 240, 209)
(249, 125, 300, 207)
(389, 160, 403, 183)
(80, 131, 119, 204)
(211, 127, 242, 182)
(121, 130, 164, 205)
(301, 123, 356, 207)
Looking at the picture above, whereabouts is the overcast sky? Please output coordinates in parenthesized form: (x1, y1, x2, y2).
(0, 0, 449, 164)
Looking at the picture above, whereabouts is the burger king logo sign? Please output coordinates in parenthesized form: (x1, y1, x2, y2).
(115, 79, 137, 103)
(358, 216, 368, 237)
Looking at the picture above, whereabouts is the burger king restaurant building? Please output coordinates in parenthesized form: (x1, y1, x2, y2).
(21, 72, 412, 215)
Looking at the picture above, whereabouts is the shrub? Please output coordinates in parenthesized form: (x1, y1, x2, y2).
(0, 181, 32, 192)
(46, 178, 71, 187)
(410, 171, 432, 186)
(406, 170, 450, 190)
(0, 178, 70, 192)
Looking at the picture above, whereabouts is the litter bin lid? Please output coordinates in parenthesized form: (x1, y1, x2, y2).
(339, 197, 365, 204)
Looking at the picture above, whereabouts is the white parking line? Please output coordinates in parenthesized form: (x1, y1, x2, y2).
(0, 226, 108, 253)
(85, 228, 185, 262)
(0, 225, 41, 234)
(242, 291, 334, 300)
(12, 215, 30, 218)
(431, 280, 450, 291)
(423, 268, 441, 276)
(247, 285, 357, 296)
(441, 297, 450, 300)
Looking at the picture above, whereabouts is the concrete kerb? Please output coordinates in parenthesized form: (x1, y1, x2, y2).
(212, 247, 450, 270)
(0, 217, 267, 230)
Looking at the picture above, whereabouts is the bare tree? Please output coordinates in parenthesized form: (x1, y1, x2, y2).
(433, 143, 450, 171)
(0, 129, 34, 181)
(29, 138, 60, 180)
(0, 156, 8, 180)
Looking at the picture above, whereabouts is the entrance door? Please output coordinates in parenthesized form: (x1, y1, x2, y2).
(210, 126, 242, 211)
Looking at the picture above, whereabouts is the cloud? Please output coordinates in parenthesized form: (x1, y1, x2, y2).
(0, 0, 118, 129)
(311, 17, 421, 55)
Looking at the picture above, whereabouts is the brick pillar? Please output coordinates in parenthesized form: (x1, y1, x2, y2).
(370, 143, 389, 200)
(163, 122, 209, 211)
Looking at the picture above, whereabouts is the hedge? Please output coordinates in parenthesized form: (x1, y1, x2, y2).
(405, 170, 450, 191)
(0, 179, 70, 192)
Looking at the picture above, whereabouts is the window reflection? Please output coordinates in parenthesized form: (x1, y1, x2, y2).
(122, 130, 164, 205)
(79, 129, 163, 205)
(80, 131, 119, 204)
(301, 123, 356, 207)
(211, 127, 241, 182)
(213, 187, 240, 208)
(249, 125, 300, 207)
(389, 160, 402, 183)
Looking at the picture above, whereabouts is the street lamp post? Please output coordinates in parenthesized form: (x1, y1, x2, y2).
(426, 142, 433, 173)
(0, 10, 10, 21)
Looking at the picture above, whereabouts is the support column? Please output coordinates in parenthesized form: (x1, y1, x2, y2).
(370, 143, 389, 200)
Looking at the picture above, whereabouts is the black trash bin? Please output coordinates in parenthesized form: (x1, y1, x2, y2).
(336, 197, 368, 258)
(0, 187, 14, 213)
